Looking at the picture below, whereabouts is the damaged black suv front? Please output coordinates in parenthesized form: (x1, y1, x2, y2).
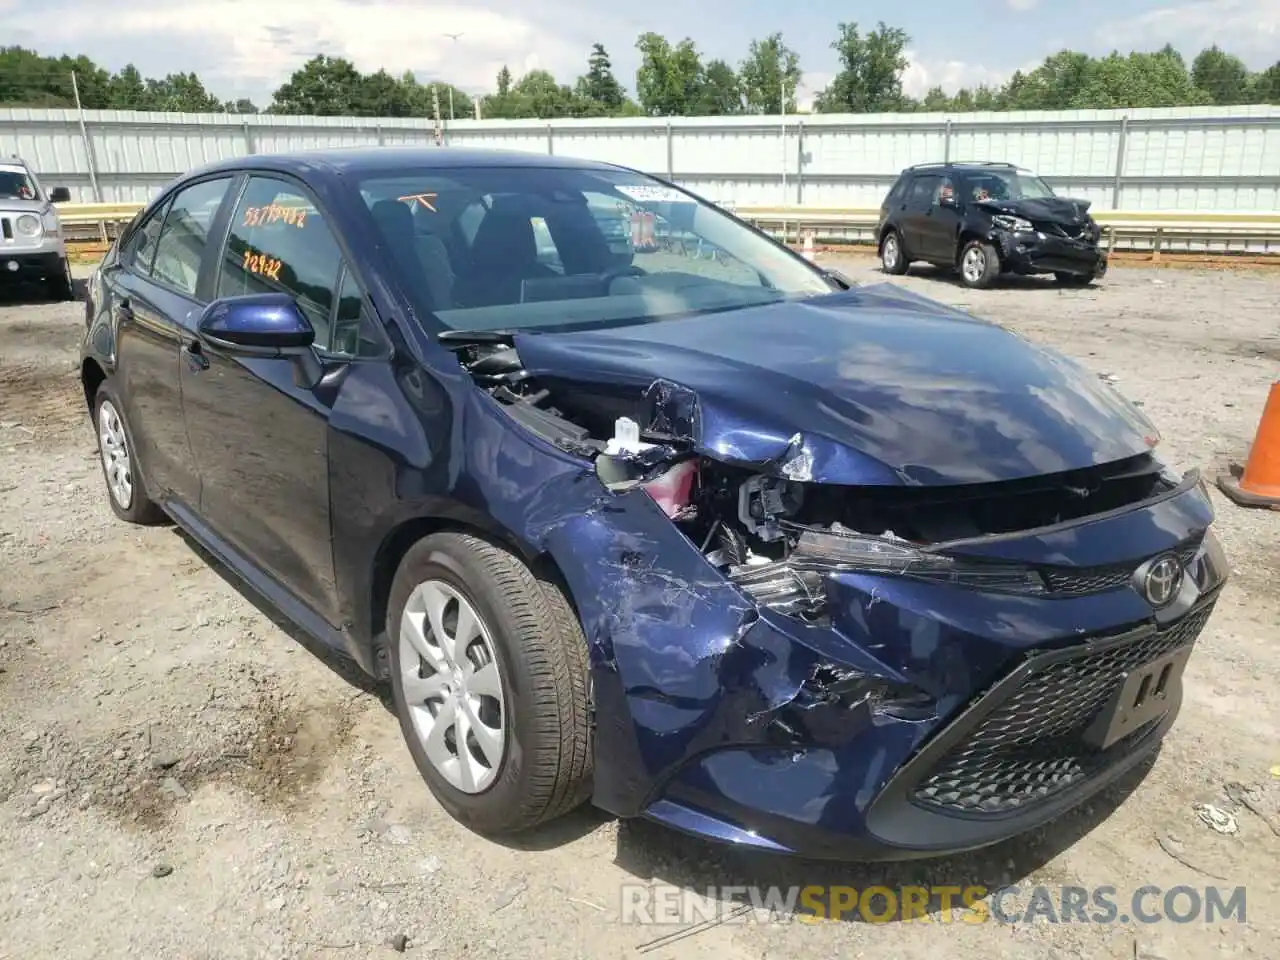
(377, 158, 1226, 861)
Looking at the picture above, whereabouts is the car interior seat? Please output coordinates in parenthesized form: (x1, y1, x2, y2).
(369, 199, 454, 312)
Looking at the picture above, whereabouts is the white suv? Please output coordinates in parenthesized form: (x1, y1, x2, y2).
(1, 156, 74, 300)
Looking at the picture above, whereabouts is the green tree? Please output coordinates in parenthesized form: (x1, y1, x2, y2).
(581, 43, 624, 110)
(223, 98, 259, 114)
(1191, 46, 1251, 103)
(1070, 49, 1210, 108)
(919, 86, 950, 111)
(739, 32, 801, 114)
(1251, 61, 1280, 103)
(692, 59, 742, 115)
(145, 73, 221, 112)
(814, 21, 911, 113)
(635, 33, 705, 116)
(352, 68, 411, 116)
(482, 65, 534, 118)
(108, 65, 150, 110)
(269, 55, 363, 115)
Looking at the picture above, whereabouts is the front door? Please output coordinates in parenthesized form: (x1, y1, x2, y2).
(918, 174, 961, 261)
(106, 176, 235, 508)
(179, 173, 353, 625)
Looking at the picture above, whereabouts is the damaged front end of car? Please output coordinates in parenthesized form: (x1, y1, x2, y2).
(442, 316, 1228, 860)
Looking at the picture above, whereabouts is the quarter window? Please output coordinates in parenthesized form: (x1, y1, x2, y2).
(122, 197, 171, 275)
(218, 176, 350, 353)
(149, 178, 232, 297)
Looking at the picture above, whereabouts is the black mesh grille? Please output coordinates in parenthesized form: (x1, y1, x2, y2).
(912, 600, 1216, 816)
(1040, 538, 1201, 596)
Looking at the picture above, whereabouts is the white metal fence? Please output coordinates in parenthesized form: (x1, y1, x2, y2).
(3, 105, 1279, 212)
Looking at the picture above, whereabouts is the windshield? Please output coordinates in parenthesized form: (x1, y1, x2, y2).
(961, 170, 1056, 203)
(357, 165, 835, 333)
(0, 169, 38, 201)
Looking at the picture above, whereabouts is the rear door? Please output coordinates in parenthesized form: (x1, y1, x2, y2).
(102, 176, 235, 508)
(180, 173, 382, 624)
(900, 174, 939, 256)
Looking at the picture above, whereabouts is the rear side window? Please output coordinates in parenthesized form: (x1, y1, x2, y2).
(216, 175, 356, 355)
(908, 175, 940, 207)
(149, 178, 233, 297)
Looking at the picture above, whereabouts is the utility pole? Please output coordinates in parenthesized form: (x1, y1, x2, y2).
(70, 70, 103, 206)
(444, 33, 463, 120)
(431, 85, 442, 145)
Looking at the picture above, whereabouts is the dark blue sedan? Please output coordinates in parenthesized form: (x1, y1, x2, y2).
(79, 147, 1227, 860)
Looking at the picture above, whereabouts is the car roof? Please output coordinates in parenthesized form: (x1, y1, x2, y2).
(192, 146, 629, 180)
(900, 161, 1028, 176)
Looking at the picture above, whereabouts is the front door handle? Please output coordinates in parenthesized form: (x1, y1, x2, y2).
(182, 339, 209, 372)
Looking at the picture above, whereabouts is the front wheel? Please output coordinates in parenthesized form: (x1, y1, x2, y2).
(387, 532, 592, 835)
(880, 229, 909, 275)
(47, 257, 74, 301)
(959, 239, 1000, 289)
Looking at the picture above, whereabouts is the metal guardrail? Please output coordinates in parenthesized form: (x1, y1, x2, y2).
(53, 202, 1280, 256)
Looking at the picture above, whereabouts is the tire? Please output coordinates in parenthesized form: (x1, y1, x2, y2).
(92, 382, 166, 525)
(879, 229, 909, 275)
(959, 239, 1000, 289)
(1055, 271, 1095, 287)
(387, 531, 592, 835)
(46, 257, 74, 302)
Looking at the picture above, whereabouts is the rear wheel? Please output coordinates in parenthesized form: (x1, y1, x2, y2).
(959, 239, 1000, 289)
(879, 229, 909, 275)
(93, 382, 165, 524)
(387, 532, 592, 834)
(1055, 271, 1095, 287)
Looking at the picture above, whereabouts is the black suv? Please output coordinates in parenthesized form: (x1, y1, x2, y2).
(876, 161, 1107, 289)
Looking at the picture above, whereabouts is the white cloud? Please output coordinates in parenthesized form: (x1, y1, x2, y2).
(1006, 0, 1039, 10)
(1097, 0, 1280, 68)
(17, 0, 595, 102)
(901, 52, 1012, 98)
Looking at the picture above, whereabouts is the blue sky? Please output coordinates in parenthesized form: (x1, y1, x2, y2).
(1, 0, 1275, 107)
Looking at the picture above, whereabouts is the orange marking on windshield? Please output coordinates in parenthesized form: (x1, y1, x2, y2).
(398, 193, 438, 212)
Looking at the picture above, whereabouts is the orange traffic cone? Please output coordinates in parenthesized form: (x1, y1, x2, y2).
(1216, 381, 1280, 510)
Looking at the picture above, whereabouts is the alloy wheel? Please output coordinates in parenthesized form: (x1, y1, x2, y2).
(962, 246, 986, 284)
(398, 579, 507, 794)
(98, 400, 133, 508)
(882, 234, 899, 270)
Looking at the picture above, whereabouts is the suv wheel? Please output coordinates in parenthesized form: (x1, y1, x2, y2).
(47, 257, 74, 302)
(93, 383, 165, 524)
(388, 532, 592, 835)
(880, 230, 909, 275)
(959, 239, 999, 289)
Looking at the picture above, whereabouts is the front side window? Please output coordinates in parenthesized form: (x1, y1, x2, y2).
(150, 178, 232, 297)
(218, 175, 351, 353)
(357, 166, 836, 334)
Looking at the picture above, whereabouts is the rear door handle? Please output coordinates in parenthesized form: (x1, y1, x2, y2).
(182, 339, 209, 372)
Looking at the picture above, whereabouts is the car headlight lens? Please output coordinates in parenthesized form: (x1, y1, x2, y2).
(992, 214, 1033, 232)
(15, 214, 42, 237)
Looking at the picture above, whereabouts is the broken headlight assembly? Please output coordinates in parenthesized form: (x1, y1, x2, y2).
(991, 213, 1034, 232)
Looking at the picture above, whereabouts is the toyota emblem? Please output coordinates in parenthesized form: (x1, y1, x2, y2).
(1143, 555, 1183, 607)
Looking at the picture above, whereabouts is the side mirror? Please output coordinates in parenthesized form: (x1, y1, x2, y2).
(49, 186, 71, 203)
(196, 293, 321, 387)
(823, 268, 857, 289)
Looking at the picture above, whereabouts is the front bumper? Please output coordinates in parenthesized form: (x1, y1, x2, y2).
(0, 250, 64, 283)
(995, 229, 1107, 277)
(572, 474, 1227, 861)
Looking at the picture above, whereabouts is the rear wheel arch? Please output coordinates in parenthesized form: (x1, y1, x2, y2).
(81, 358, 106, 413)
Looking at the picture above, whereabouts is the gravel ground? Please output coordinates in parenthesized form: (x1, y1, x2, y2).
(1, 258, 1278, 960)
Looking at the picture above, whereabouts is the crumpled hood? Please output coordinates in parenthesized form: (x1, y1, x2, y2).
(975, 196, 1092, 224)
(511, 283, 1158, 486)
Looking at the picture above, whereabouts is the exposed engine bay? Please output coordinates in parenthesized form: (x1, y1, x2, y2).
(444, 331, 1184, 620)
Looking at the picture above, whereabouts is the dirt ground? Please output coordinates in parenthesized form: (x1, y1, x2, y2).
(2, 257, 1278, 960)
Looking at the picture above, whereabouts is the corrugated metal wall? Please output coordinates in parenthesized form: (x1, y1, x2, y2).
(2, 105, 1278, 211)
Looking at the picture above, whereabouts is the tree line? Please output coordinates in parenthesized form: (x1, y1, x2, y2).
(2, 24, 1277, 121)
